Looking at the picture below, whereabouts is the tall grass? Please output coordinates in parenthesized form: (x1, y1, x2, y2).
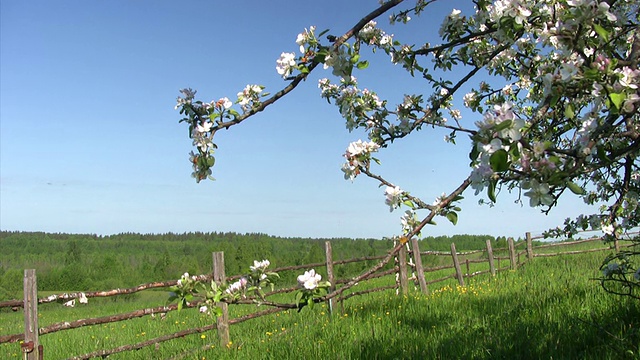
(2, 249, 639, 359)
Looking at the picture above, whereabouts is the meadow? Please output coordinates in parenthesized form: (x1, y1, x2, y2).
(2, 245, 639, 359)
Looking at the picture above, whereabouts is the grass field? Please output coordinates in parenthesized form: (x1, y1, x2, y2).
(2, 248, 639, 359)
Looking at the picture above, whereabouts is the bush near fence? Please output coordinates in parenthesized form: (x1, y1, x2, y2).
(1, 231, 636, 360)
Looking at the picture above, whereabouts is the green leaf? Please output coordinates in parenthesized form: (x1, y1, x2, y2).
(593, 23, 609, 42)
(488, 179, 497, 203)
(295, 291, 303, 304)
(446, 212, 458, 225)
(356, 60, 369, 70)
(493, 120, 512, 132)
(489, 149, 509, 172)
(350, 54, 360, 64)
(206, 157, 215, 167)
(567, 181, 586, 195)
(609, 92, 625, 110)
(564, 104, 575, 119)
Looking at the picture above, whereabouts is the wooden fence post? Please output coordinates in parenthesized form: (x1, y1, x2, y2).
(212, 252, 230, 347)
(324, 241, 336, 314)
(508, 238, 517, 270)
(23, 269, 39, 360)
(485, 240, 496, 276)
(526, 232, 534, 260)
(398, 245, 409, 295)
(450, 243, 465, 287)
(410, 238, 429, 294)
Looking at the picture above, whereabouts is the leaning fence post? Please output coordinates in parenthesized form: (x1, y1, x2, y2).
(450, 243, 465, 287)
(212, 252, 230, 347)
(526, 232, 534, 261)
(324, 241, 336, 314)
(410, 238, 429, 294)
(486, 240, 496, 276)
(23, 269, 39, 360)
(508, 238, 517, 270)
(398, 244, 409, 295)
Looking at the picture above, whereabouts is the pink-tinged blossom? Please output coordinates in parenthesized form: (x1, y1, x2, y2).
(217, 97, 232, 110)
(617, 67, 640, 89)
(226, 278, 247, 294)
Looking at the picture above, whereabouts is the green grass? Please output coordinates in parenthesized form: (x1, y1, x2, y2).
(2, 249, 639, 359)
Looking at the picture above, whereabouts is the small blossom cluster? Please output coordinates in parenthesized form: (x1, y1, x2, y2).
(177, 272, 199, 287)
(385, 186, 403, 212)
(341, 139, 380, 181)
(297, 269, 323, 290)
(237, 84, 264, 112)
(358, 20, 394, 50)
(250, 259, 271, 272)
(276, 52, 297, 78)
(296, 26, 317, 54)
(318, 77, 384, 133)
(323, 46, 351, 78)
(475, 102, 524, 142)
(400, 210, 420, 235)
(226, 277, 248, 295)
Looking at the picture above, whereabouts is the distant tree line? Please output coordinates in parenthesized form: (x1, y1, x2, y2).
(0, 231, 508, 300)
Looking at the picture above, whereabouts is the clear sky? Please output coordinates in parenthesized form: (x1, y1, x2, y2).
(0, 0, 596, 240)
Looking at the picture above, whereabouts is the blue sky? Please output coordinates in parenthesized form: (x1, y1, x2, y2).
(0, 0, 596, 239)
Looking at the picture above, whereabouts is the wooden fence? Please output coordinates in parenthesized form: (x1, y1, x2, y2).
(1, 231, 636, 359)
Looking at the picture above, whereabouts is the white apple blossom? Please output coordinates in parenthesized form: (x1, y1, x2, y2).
(297, 269, 322, 290)
(296, 26, 316, 53)
(250, 259, 271, 272)
(523, 179, 554, 207)
(616, 67, 640, 89)
(196, 121, 213, 133)
(384, 185, 403, 212)
(601, 223, 615, 235)
(276, 52, 297, 78)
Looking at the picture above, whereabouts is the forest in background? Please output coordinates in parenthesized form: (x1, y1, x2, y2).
(0, 231, 514, 300)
